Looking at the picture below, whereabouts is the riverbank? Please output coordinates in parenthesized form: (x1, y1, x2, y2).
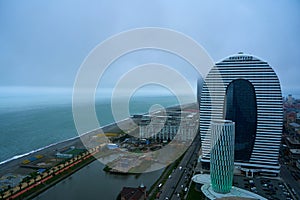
(20, 151, 97, 200)
(34, 160, 164, 200)
(0, 102, 198, 199)
(0, 120, 127, 199)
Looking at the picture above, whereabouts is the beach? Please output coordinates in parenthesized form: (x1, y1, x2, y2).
(0, 102, 197, 199)
(0, 121, 125, 180)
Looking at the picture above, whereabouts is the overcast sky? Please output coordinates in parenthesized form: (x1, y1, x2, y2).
(0, 0, 299, 96)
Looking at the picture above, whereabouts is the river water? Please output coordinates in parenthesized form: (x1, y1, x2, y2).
(34, 160, 163, 200)
(0, 88, 180, 199)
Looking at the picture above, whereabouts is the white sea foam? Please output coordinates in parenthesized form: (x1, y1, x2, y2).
(0, 135, 80, 166)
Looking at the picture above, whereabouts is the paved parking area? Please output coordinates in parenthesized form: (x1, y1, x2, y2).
(233, 176, 295, 200)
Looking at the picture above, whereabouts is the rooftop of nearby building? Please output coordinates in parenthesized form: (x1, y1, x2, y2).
(192, 174, 267, 200)
(201, 184, 267, 200)
(290, 149, 300, 154)
(290, 122, 300, 128)
(192, 173, 210, 184)
(120, 185, 146, 200)
(286, 137, 300, 145)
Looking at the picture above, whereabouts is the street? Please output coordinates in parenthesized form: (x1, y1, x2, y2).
(158, 133, 201, 200)
(280, 165, 300, 200)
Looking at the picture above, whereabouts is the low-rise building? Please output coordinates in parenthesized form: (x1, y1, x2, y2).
(289, 149, 300, 166)
(55, 152, 73, 159)
(139, 110, 198, 142)
(285, 137, 300, 149)
(120, 185, 146, 200)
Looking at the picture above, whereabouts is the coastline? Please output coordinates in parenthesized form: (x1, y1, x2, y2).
(0, 102, 198, 199)
(0, 102, 190, 169)
(0, 120, 124, 178)
(0, 118, 133, 199)
(0, 120, 124, 166)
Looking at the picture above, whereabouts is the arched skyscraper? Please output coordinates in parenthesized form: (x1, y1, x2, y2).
(200, 53, 283, 175)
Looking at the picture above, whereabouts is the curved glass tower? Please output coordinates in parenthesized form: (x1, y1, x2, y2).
(210, 120, 235, 194)
(200, 53, 283, 175)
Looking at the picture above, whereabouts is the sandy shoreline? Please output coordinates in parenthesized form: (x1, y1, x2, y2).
(0, 103, 196, 188)
(0, 121, 124, 178)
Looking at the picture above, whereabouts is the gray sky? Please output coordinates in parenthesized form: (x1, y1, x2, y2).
(0, 0, 299, 96)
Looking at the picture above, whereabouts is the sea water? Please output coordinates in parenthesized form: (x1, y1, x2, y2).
(0, 87, 181, 164)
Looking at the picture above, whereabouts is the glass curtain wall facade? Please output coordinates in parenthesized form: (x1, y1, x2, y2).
(200, 53, 283, 175)
(224, 79, 257, 161)
(210, 120, 235, 194)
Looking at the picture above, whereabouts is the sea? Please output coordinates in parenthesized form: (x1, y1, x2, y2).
(1, 86, 297, 165)
(0, 87, 184, 164)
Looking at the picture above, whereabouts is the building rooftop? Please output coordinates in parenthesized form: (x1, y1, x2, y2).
(290, 122, 300, 128)
(201, 184, 267, 200)
(192, 173, 210, 184)
(286, 137, 300, 145)
(192, 174, 267, 200)
(120, 186, 146, 200)
(290, 149, 300, 154)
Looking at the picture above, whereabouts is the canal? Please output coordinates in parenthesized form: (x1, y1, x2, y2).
(34, 160, 163, 200)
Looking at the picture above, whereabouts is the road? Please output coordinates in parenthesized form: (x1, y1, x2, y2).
(158, 133, 201, 200)
(280, 165, 300, 200)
